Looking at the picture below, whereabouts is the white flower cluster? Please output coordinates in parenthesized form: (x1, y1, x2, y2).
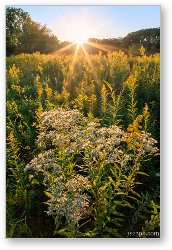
(46, 175, 90, 223)
(26, 108, 159, 223)
(141, 131, 159, 155)
(36, 108, 158, 166)
(37, 108, 86, 150)
(36, 108, 130, 165)
(40, 107, 86, 132)
(25, 149, 60, 171)
(65, 123, 125, 163)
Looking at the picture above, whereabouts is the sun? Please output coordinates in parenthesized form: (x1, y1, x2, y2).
(63, 20, 91, 45)
(74, 36, 88, 45)
(68, 27, 89, 45)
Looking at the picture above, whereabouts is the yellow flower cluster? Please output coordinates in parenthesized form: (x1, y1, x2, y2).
(32, 106, 44, 129)
(9, 64, 20, 78)
(45, 83, 52, 97)
(37, 85, 43, 96)
(122, 115, 143, 151)
(8, 131, 19, 151)
(125, 74, 137, 90)
(139, 45, 146, 56)
(143, 103, 150, 121)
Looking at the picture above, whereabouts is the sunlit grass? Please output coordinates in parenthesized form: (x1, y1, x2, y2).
(51, 42, 75, 54)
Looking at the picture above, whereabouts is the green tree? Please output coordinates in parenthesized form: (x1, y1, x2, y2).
(6, 7, 60, 56)
(6, 7, 30, 55)
(123, 28, 160, 54)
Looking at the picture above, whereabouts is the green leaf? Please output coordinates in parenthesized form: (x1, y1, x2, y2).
(104, 80, 113, 92)
(130, 189, 141, 198)
(136, 171, 149, 176)
(55, 228, 69, 236)
(44, 191, 53, 199)
(43, 202, 51, 206)
(111, 217, 125, 223)
(31, 179, 39, 185)
(127, 195, 138, 201)
(137, 214, 147, 220)
(82, 229, 97, 237)
(115, 192, 126, 196)
(104, 227, 121, 237)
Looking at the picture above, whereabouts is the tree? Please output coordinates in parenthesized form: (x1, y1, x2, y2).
(123, 28, 160, 54)
(6, 7, 30, 55)
(6, 7, 60, 56)
(89, 28, 160, 55)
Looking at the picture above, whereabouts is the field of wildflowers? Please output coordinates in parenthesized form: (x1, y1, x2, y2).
(6, 48, 160, 237)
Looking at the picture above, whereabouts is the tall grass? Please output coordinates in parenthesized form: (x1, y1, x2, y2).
(6, 49, 160, 238)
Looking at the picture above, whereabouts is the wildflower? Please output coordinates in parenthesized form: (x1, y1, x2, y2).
(45, 83, 52, 97)
(37, 85, 43, 96)
(125, 74, 137, 90)
(139, 45, 146, 56)
(26, 108, 159, 225)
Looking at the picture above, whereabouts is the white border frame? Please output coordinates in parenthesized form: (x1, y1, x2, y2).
(1, 0, 172, 249)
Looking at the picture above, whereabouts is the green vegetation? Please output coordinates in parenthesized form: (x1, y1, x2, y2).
(6, 47, 160, 237)
(6, 7, 60, 56)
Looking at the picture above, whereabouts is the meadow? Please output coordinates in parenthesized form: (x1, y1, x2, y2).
(6, 47, 160, 238)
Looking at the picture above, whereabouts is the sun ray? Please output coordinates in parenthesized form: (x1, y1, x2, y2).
(51, 42, 75, 55)
(81, 44, 98, 82)
(70, 44, 80, 72)
(65, 44, 80, 88)
(87, 41, 109, 52)
(87, 41, 128, 53)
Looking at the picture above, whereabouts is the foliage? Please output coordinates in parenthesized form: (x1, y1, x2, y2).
(123, 28, 160, 55)
(6, 47, 160, 238)
(6, 7, 60, 56)
(25, 108, 159, 237)
(89, 28, 160, 55)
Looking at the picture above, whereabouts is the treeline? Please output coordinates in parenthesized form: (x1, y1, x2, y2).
(6, 7, 60, 56)
(88, 28, 160, 55)
(6, 7, 160, 56)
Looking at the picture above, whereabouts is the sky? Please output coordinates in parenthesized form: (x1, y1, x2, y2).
(9, 5, 160, 41)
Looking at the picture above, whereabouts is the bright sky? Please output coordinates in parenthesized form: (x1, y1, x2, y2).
(10, 5, 160, 41)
